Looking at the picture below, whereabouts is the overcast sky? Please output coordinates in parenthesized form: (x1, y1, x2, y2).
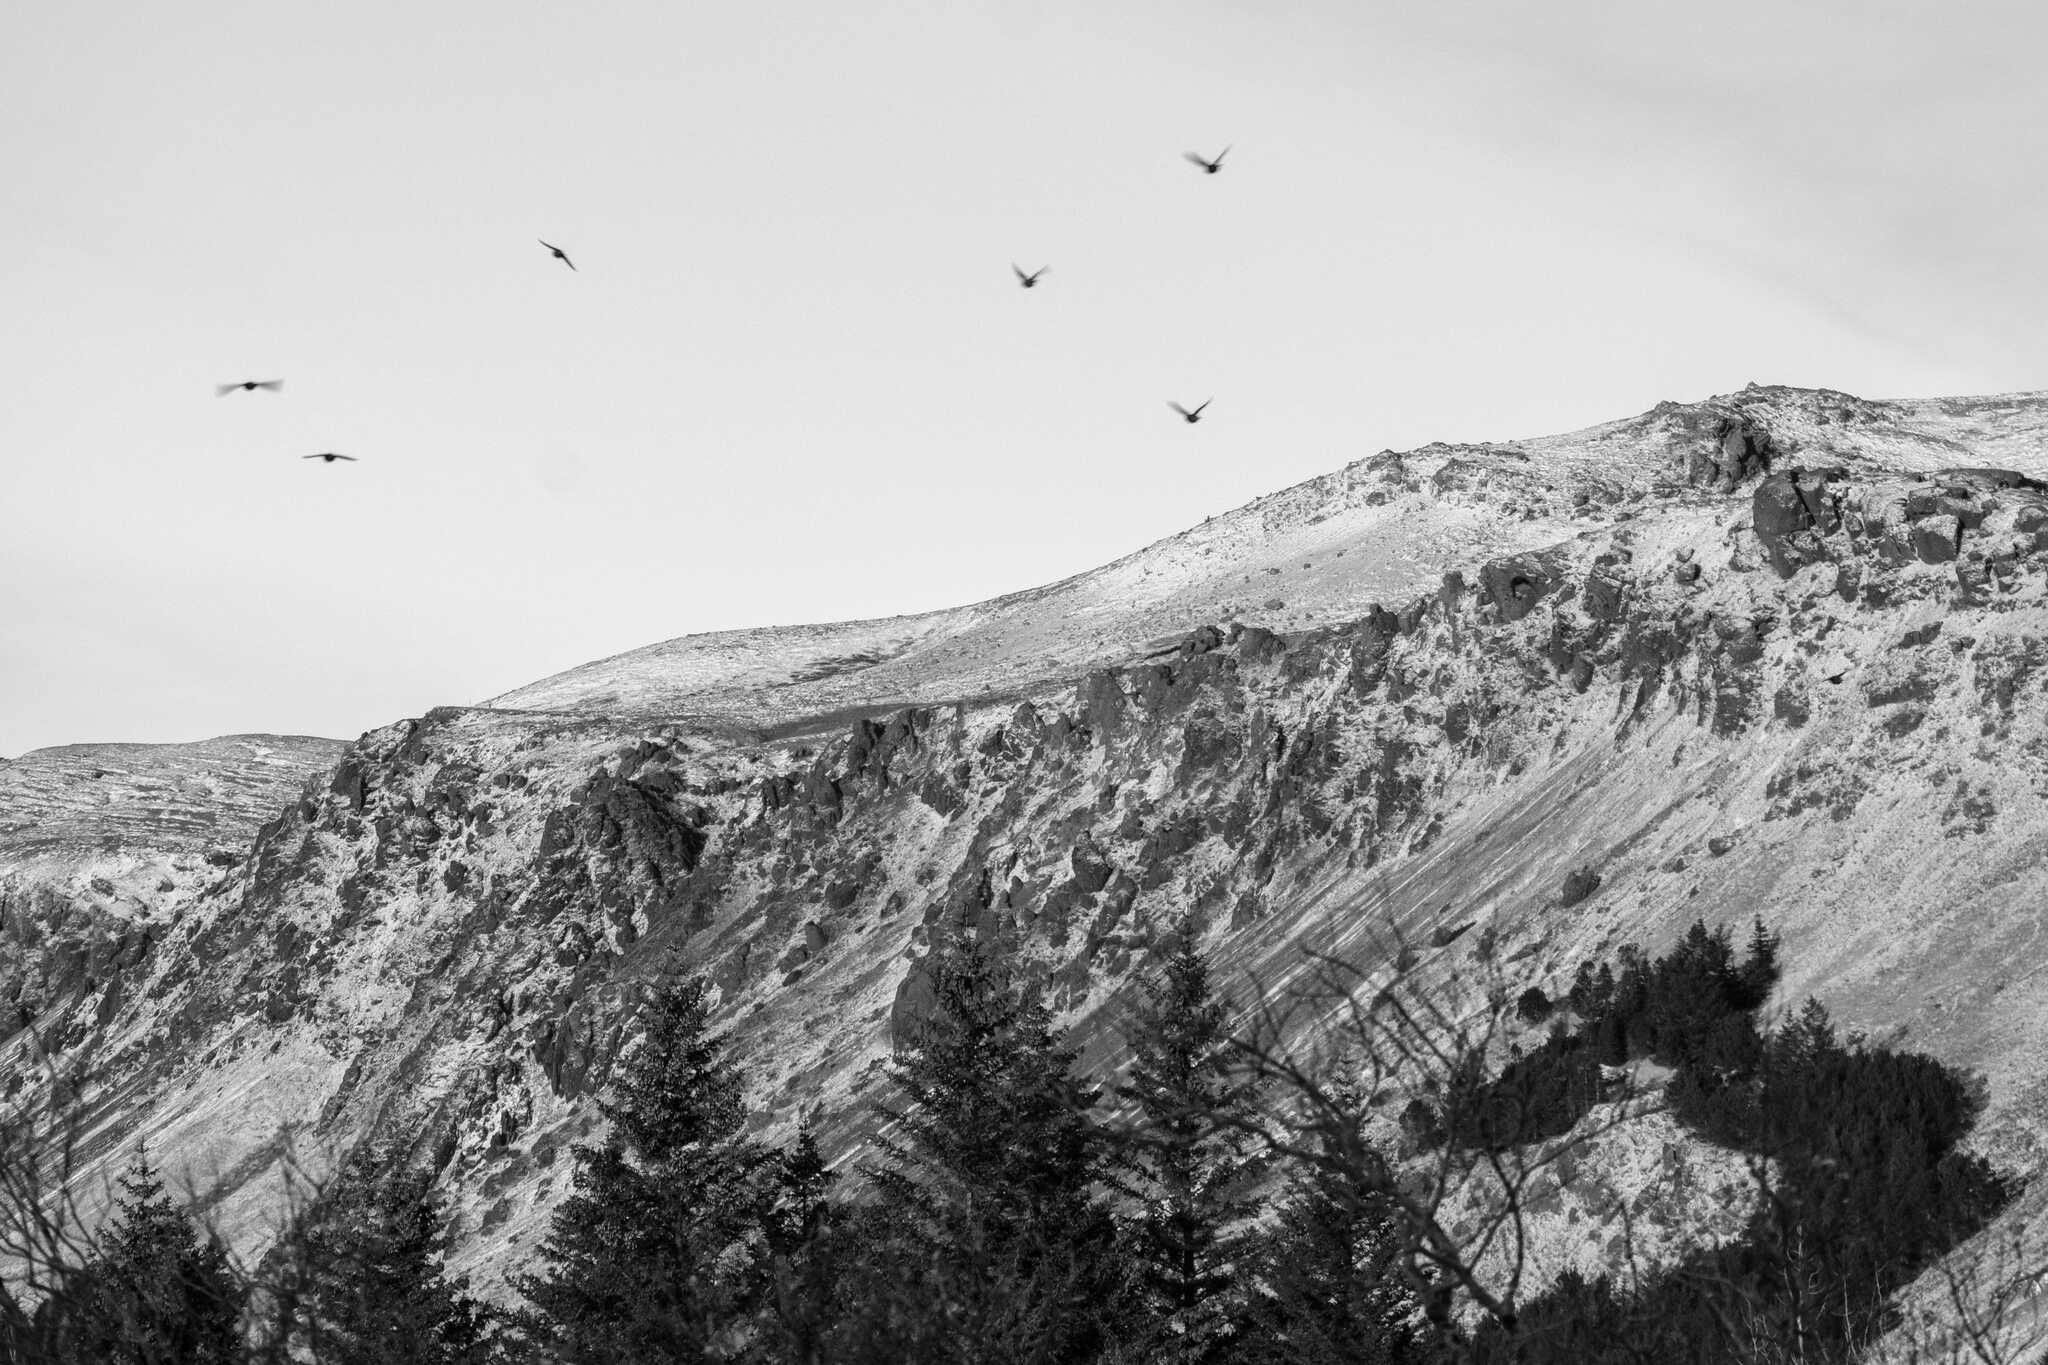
(5, 0, 2045, 757)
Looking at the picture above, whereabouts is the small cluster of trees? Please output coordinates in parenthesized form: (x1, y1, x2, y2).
(0, 1139, 496, 1364)
(1434, 921, 2015, 1364)
(1432, 918, 1782, 1151)
(0, 915, 2024, 1364)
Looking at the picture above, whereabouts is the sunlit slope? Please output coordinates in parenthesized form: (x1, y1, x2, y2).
(485, 386, 2048, 727)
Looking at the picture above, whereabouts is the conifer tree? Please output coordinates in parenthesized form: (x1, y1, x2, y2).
(1736, 917, 1781, 1007)
(1114, 930, 1266, 1363)
(1244, 1119, 1423, 1365)
(276, 1147, 498, 1364)
(44, 1148, 245, 1365)
(516, 965, 778, 1364)
(850, 935, 1124, 1364)
(735, 1124, 848, 1365)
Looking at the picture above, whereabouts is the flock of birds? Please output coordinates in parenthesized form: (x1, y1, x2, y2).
(219, 146, 1234, 461)
(211, 379, 354, 461)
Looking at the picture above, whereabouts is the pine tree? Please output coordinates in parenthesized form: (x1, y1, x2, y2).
(1114, 931, 1266, 1363)
(1244, 1119, 1423, 1365)
(1768, 997, 1837, 1075)
(516, 965, 778, 1364)
(1736, 917, 1781, 1007)
(276, 1147, 498, 1364)
(43, 1148, 245, 1365)
(743, 1126, 845, 1365)
(849, 935, 1125, 1364)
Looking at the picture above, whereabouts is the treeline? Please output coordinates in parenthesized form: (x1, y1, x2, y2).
(0, 919, 2017, 1364)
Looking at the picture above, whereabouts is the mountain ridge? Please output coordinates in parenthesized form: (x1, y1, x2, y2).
(484, 385, 2048, 729)
(9, 384, 2048, 1352)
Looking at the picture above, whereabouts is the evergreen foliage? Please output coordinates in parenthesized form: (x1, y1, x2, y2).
(844, 935, 1125, 1364)
(0, 910, 2015, 1365)
(1439, 1033, 1603, 1151)
(1466, 994, 2012, 1363)
(515, 966, 781, 1364)
(1242, 1104, 1424, 1365)
(38, 1149, 245, 1365)
(741, 1126, 848, 1365)
(1511, 987, 1551, 1025)
(1440, 917, 1780, 1151)
(272, 1147, 500, 1364)
(1113, 931, 1267, 1362)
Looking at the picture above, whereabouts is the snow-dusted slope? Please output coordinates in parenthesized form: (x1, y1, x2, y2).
(0, 733, 345, 1107)
(485, 386, 2048, 729)
(1, 734, 345, 869)
(14, 385, 2048, 1349)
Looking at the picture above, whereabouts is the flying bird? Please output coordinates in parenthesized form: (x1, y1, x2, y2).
(1184, 146, 1230, 174)
(1013, 264, 1049, 289)
(539, 239, 577, 271)
(216, 379, 284, 396)
(302, 452, 357, 463)
(1169, 400, 1212, 424)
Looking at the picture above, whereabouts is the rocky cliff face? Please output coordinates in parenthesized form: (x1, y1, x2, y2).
(9, 385, 2048, 1322)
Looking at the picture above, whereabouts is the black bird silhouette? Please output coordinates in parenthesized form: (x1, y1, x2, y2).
(1169, 400, 1212, 424)
(302, 452, 357, 463)
(539, 239, 577, 271)
(1184, 146, 1230, 174)
(1013, 264, 1049, 288)
(216, 379, 283, 396)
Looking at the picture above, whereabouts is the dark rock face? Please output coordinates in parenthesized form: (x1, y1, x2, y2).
(1078, 671, 1128, 743)
(1915, 517, 1961, 564)
(1750, 468, 1847, 578)
(1689, 415, 1773, 491)
(1584, 563, 1629, 623)
(1480, 551, 1565, 623)
(1752, 474, 1816, 577)
(331, 759, 369, 812)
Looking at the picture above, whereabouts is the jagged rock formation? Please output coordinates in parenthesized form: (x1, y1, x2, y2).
(9, 386, 2048, 1328)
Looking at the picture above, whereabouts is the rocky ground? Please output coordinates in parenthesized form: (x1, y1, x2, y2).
(8, 384, 2048, 1351)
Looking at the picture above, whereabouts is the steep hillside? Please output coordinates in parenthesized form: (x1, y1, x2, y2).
(9, 384, 2048, 1344)
(0, 734, 346, 1068)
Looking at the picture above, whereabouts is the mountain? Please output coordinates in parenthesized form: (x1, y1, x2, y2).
(8, 383, 2048, 1337)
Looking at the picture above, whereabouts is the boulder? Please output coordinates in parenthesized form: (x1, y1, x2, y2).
(1914, 516, 1961, 564)
(1559, 868, 1602, 906)
(1751, 470, 1837, 577)
(1479, 552, 1563, 623)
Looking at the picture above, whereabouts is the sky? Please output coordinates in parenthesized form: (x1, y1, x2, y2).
(5, 0, 2047, 757)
